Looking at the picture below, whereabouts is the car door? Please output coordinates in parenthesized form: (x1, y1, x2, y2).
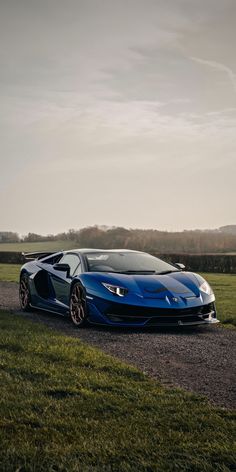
(49, 253, 82, 310)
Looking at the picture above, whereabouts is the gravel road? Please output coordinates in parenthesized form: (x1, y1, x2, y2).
(1, 281, 235, 409)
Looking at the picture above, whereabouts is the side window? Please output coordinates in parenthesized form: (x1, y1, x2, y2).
(41, 254, 63, 265)
(74, 263, 82, 276)
(59, 254, 80, 276)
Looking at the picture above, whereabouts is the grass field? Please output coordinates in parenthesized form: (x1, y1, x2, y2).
(202, 273, 236, 327)
(0, 263, 20, 282)
(1, 241, 236, 254)
(0, 311, 235, 472)
(0, 264, 235, 327)
(0, 240, 75, 252)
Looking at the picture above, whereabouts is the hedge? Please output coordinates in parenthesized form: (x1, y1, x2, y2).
(0, 252, 25, 264)
(0, 251, 236, 273)
(153, 253, 236, 274)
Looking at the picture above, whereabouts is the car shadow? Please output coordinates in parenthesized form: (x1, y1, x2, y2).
(86, 322, 215, 336)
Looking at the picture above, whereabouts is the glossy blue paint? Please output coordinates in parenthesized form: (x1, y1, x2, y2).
(19, 249, 218, 327)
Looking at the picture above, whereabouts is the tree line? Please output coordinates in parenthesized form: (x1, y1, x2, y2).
(0, 225, 236, 254)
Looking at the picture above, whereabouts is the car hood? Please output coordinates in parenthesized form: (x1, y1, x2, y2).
(90, 271, 202, 299)
(133, 272, 201, 299)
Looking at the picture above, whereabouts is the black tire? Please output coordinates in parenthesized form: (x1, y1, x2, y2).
(19, 273, 31, 311)
(69, 283, 88, 327)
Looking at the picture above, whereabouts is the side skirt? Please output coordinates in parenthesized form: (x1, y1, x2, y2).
(29, 304, 69, 317)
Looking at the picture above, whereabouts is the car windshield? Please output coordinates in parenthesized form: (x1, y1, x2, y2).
(85, 252, 179, 274)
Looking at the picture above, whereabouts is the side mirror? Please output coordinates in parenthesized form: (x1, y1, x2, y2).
(175, 262, 185, 270)
(53, 263, 70, 277)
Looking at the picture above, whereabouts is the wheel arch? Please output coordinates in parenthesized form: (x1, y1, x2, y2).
(19, 268, 30, 279)
(70, 278, 87, 298)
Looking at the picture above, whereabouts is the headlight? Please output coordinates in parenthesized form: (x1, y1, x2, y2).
(102, 283, 128, 297)
(199, 281, 213, 295)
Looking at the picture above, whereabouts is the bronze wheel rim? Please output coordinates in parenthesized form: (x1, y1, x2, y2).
(70, 285, 86, 325)
(19, 276, 30, 309)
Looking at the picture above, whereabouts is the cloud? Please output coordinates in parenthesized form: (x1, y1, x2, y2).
(1, 1, 236, 232)
(190, 56, 236, 94)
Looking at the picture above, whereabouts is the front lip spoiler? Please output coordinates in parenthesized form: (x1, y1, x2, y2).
(147, 318, 220, 327)
(105, 309, 219, 327)
(88, 318, 220, 328)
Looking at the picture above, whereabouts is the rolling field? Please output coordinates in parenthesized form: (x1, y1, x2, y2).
(0, 240, 74, 252)
(0, 264, 21, 283)
(0, 311, 235, 472)
(0, 264, 235, 326)
(1, 241, 236, 254)
(203, 273, 236, 327)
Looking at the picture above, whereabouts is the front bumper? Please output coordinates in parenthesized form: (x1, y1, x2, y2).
(88, 300, 219, 327)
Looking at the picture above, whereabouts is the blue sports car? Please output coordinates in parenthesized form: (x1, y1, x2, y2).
(19, 249, 219, 328)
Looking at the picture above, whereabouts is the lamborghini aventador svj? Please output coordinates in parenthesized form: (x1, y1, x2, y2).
(19, 249, 219, 327)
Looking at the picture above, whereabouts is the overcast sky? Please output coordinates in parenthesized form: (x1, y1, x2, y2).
(0, 0, 235, 234)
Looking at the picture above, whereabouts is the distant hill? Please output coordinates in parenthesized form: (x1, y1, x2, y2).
(219, 225, 236, 235)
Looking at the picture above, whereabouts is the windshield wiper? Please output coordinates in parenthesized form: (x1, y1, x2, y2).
(157, 270, 181, 275)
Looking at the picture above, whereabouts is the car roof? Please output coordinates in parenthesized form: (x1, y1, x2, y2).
(64, 248, 143, 254)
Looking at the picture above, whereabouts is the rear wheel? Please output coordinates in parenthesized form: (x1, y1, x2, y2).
(69, 283, 88, 327)
(19, 273, 31, 311)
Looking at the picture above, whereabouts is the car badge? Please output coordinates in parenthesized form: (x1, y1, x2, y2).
(172, 297, 179, 302)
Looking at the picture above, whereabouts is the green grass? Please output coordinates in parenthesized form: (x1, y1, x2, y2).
(201, 273, 236, 327)
(0, 266, 235, 327)
(0, 263, 21, 282)
(0, 240, 75, 252)
(0, 312, 235, 472)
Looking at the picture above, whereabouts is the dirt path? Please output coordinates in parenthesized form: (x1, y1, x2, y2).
(1, 281, 235, 409)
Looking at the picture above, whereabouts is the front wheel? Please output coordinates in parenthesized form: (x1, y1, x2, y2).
(69, 283, 88, 327)
(19, 273, 31, 311)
